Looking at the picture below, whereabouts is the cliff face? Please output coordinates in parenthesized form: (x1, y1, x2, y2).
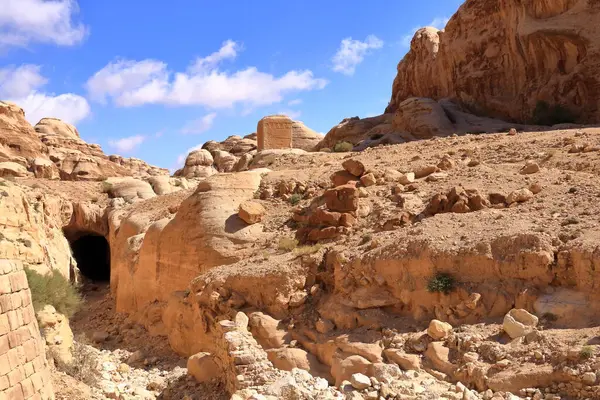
(386, 0, 600, 124)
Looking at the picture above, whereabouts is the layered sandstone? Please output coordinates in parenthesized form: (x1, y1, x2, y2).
(386, 0, 600, 124)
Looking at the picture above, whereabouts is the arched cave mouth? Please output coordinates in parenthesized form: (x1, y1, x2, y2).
(69, 233, 111, 282)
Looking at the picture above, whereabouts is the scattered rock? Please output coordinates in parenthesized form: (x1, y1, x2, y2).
(427, 320, 453, 340)
(520, 161, 540, 174)
(506, 188, 534, 204)
(360, 173, 376, 187)
(342, 159, 366, 177)
(503, 309, 539, 339)
(350, 373, 371, 390)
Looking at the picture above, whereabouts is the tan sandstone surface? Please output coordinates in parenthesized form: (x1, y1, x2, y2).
(6, 124, 597, 399)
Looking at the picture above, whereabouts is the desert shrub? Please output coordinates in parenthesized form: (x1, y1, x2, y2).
(361, 234, 373, 245)
(532, 101, 576, 126)
(580, 346, 594, 359)
(0, 180, 8, 187)
(52, 337, 100, 386)
(294, 244, 322, 256)
(289, 194, 302, 205)
(542, 312, 558, 322)
(278, 237, 299, 252)
(333, 141, 354, 153)
(427, 272, 456, 294)
(24, 267, 82, 318)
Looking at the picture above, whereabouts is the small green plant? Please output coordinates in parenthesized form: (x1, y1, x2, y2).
(0, 180, 7, 187)
(532, 101, 576, 126)
(294, 244, 322, 256)
(24, 267, 82, 318)
(289, 194, 302, 205)
(278, 237, 299, 252)
(580, 346, 594, 359)
(333, 141, 354, 153)
(427, 272, 456, 294)
(361, 234, 373, 245)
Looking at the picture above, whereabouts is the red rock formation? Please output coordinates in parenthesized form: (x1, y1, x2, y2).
(386, 0, 600, 124)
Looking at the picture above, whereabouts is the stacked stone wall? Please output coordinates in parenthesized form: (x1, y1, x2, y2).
(0, 260, 54, 400)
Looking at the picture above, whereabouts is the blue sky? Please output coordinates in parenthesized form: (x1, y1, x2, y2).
(0, 0, 463, 170)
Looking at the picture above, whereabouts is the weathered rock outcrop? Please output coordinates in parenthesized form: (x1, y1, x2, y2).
(0, 102, 51, 170)
(258, 115, 323, 151)
(35, 118, 168, 181)
(386, 0, 600, 124)
(110, 169, 270, 314)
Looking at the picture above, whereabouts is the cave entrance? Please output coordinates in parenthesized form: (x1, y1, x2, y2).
(69, 233, 111, 282)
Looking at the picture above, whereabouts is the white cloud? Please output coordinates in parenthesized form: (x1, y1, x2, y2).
(288, 99, 302, 106)
(277, 109, 301, 120)
(86, 40, 328, 109)
(181, 112, 217, 134)
(0, 0, 87, 48)
(16, 92, 90, 125)
(401, 16, 449, 47)
(108, 135, 145, 153)
(0, 64, 90, 125)
(331, 35, 383, 76)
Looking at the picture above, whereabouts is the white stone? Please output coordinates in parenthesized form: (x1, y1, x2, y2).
(350, 373, 371, 390)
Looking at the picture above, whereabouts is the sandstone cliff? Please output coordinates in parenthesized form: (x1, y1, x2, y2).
(386, 0, 600, 124)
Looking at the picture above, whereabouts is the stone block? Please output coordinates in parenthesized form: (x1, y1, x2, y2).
(257, 116, 293, 151)
(20, 377, 34, 398)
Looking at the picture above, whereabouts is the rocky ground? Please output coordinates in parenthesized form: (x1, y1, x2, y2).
(50, 284, 228, 400)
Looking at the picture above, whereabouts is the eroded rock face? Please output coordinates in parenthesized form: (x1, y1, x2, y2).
(36, 118, 169, 181)
(0, 102, 50, 170)
(110, 169, 270, 314)
(386, 0, 600, 124)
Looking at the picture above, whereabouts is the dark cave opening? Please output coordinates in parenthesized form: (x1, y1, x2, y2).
(69, 233, 111, 282)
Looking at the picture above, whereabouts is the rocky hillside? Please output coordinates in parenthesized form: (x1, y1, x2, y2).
(0, 101, 168, 181)
(386, 0, 600, 124)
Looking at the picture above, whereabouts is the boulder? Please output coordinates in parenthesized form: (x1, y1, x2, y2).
(392, 97, 454, 138)
(324, 184, 359, 213)
(424, 342, 455, 375)
(212, 150, 238, 172)
(350, 373, 371, 390)
(148, 176, 174, 195)
(331, 354, 371, 387)
(427, 320, 453, 340)
(32, 157, 59, 179)
(0, 161, 28, 177)
(238, 201, 266, 225)
(102, 177, 156, 202)
(342, 159, 365, 177)
(503, 309, 539, 339)
(383, 349, 421, 371)
(506, 188, 534, 204)
(187, 352, 220, 383)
